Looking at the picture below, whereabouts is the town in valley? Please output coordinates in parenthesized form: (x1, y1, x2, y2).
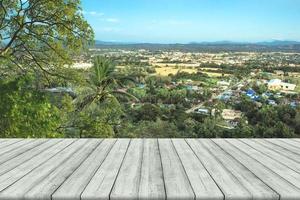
(65, 44, 300, 137)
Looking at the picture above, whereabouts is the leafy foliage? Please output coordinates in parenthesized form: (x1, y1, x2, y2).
(76, 56, 137, 111)
(0, 0, 93, 79)
(0, 76, 64, 137)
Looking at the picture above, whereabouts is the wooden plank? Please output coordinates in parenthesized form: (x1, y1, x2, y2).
(0, 139, 75, 192)
(277, 139, 300, 149)
(172, 139, 223, 200)
(0, 138, 299, 200)
(0, 139, 94, 200)
(20, 140, 101, 200)
(293, 139, 300, 143)
(266, 139, 300, 155)
(138, 139, 165, 200)
(81, 139, 130, 200)
(199, 139, 279, 200)
(110, 139, 144, 200)
(240, 139, 300, 173)
(227, 139, 300, 187)
(253, 139, 300, 164)
(186, 139, 251, 200)
(52, 139, 117, 200)
(0, 139, 23, 150)
(0, 140, 34, 155)
(0, 139, 9, 144)
(0, 139, 62, 176)
(0, 139, 47, 165)
(213, 139, 300, 200)
(158, 139, 195, 200)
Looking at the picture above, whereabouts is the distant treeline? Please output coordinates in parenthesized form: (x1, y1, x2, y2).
(200, 63, 300, 73)
(94, 43, 300, 53)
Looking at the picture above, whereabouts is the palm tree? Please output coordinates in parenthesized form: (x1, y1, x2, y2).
(76, 56, 138, 111)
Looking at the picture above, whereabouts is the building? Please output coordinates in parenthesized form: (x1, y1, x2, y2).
(267, 79, 296, 91)
(217, 81, 230, 86)
(221, 109, 242, 121)
(280, 82, 296, 91)
(194, 108, 210, 115)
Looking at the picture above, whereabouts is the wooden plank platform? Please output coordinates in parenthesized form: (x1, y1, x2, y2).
(0, 139, 299, 200)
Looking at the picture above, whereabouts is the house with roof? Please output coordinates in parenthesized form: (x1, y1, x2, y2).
(221, 109, 243, 121)
(267, 79, 296, 91)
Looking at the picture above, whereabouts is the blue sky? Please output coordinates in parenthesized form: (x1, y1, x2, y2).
(81, 0, 300, 43)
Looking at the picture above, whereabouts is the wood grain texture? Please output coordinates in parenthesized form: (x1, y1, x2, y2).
(158, 139, 195, 200)
(227, 139, 300, 187)
(240, 139, 300, 173)
(253, 139, 300, 164)
(81, 139, 130, 200)
(0, 139, 299, 200)
(52, 139, 116, 200)
(200, 139, 278, 200)
(138, 139, 165, 200)
(0, 139, 87, 199)
(277, 139, 300, 149)
(0, 140, 34, 156)
(0, 139, 23, 150)
(110, 139, 144, 200)
(266, 139, 300, 155)
(0, 139, 47, 165)
(187, 139, 252, 200)
(0, 139, 75, 193)
(213, 139, 300, 200)
(172, 139, 223, 200)
(0, 139, 62, 176)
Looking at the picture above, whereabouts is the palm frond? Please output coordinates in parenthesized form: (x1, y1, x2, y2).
(111, 90, 139, 102)
(91, 56, 115, 85)
(76, 93, 97, 112)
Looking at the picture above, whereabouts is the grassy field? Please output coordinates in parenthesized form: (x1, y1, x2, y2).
(203, 72, 230, 77)
(155, 67, 197, 76)
(155, 66, 230, 77)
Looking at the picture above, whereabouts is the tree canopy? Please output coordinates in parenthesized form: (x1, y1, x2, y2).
(0, 0, 94, 79)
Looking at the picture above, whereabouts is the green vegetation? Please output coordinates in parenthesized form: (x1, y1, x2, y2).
(0, 0, 93, 80)
(0, 76, 64, 138)
(1, 1, 300, 138)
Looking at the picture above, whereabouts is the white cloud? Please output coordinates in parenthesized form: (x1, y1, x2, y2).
(105, 18, 120, 23)
(82, 10, 104, 17)
(83, 11, 120, 24)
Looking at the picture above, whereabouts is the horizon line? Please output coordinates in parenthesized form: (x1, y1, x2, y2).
(94, 39, 300, 45)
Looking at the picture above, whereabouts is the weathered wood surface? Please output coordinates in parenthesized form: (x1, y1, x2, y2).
(0, 139, 299, 200)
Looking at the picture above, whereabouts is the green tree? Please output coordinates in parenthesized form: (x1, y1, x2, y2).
(0, 0, 93, 79)
(195, 117, 221, 138)
(116, 119, 181, 138)
(0, 76, 63, 138)
(233, 119, 253, 138)
(76, 56, 137, 111)
(72, 56, 137, 138)
(70, 97, 123, 138)
(133, 103, 162, 122)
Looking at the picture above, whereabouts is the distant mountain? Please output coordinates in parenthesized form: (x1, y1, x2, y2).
(95, 40, 137, 45)
(256, 40, 300, 46)
(93, 40, 300, 52)
(95, 40, 300, 46)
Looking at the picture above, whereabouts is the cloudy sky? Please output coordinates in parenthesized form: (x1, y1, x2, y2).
(81, 0, 300, 43)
